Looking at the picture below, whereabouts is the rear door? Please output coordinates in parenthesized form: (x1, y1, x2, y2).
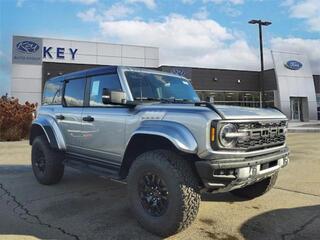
(57, 77, 86, 153)
(80, 73, 131, 164)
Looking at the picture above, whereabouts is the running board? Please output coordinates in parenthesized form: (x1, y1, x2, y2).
(64, 154, 123, 182)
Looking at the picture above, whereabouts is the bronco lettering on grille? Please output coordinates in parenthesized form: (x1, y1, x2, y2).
(235, 121, 287, 150)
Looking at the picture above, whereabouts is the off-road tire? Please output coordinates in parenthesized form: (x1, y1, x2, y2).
(31, 135, 64, 185)
(127, 150, 201, 237)
(231, 173, 278, 199)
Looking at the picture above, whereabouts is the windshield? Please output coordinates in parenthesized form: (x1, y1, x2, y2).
(125, 71, 200, 103)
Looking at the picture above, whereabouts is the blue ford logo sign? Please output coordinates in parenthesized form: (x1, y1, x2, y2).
(171, 69, 186, 76)
(16, 41, 40, 54)
(284, 60, 303, 70)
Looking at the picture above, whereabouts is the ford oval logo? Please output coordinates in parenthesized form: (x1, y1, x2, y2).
(284, 60, 303, 70)
(16, 41, 40, 54)
(171, 69, 186, 76)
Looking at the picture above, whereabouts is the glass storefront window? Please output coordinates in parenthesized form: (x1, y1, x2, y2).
(196, 90, 275, 108)
(316, 94, 320, 120)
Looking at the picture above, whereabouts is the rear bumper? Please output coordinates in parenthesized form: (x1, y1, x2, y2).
(195, 146, 289, 192)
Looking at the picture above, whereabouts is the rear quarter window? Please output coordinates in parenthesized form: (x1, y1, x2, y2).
(43, 79, 63, 105)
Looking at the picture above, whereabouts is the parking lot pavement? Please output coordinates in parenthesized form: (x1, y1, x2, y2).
(0, 133, 319, 240)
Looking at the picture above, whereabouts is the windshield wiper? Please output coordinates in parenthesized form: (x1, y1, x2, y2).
(134, 97, 161, 101)
(160, 98, 193, 103)
(134, 97, 193, 104)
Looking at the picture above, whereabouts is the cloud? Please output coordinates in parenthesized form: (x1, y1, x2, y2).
(99, 15, 260, 70)
(221, 5, 242, 17)
(204, 0, 245, 5)
(271, 37, 320, 74)
(77, 3, 134, 22)
(284, 0, 320, 32)
(103, 3, 134, 20)
(192, 7, 209, 19)
(181, 0, 195, 4)
(69, 0, 98, 4)
(127, 0, 156, 9)
(16, 0, 26, 7)
(77, 8, 99, 22)
(204, 0, 243, 17)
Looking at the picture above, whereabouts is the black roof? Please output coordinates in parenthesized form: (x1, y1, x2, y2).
(47, 66, 118, 82)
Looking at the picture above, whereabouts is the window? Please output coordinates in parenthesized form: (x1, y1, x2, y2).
(125, 71, 199, 102)
(196, 90, 275, 108)
(43, 79, 63, 105)
(64, 78, 86, 107)
(89, 74, 122, 106)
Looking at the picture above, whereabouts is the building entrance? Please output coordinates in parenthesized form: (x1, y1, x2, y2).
(290, 97, 309, 121)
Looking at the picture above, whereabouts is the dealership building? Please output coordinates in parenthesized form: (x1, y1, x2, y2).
(11, 35, 320, 121)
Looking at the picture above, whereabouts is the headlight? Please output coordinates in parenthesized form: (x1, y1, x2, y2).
(219, 123, 238, 148)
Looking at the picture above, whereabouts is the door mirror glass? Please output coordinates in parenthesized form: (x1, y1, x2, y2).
(102, 88, 127, 105)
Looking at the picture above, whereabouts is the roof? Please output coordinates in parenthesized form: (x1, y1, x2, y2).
(46, 65, 186, 82)
(46, 66, 118, 82)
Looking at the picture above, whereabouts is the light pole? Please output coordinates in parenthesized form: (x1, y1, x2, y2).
(248, 19, 272, 108)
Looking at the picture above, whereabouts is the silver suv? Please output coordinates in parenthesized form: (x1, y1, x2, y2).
(30, 66, 289, 236)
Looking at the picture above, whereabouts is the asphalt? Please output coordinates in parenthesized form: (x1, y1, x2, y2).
(0, 133, 319, 240)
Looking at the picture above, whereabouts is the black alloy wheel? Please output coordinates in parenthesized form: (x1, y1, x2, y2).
(34, 146, 46, 173)
(138, 172, 169, 217)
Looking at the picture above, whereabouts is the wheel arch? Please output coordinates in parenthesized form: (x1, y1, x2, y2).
(29, 116, 66, 151)
(120, 121, 198, 178)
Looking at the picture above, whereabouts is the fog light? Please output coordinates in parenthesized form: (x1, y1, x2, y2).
(214, 169, 236, 176)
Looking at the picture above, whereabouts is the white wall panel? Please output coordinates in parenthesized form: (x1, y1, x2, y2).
(272, 50, 317, 120)
(71, 41, 97, 55)
(41, 37, 159, 67)
(97, 43, 122, 57)
(145, 59, 159, 68)
(11, 91, 42, 104)
(145, 47, 159, 59)
(122, 45, 145, 58)
(122, 57, 145, 67)
(97, 56, 122, 65)
(12, 64, 42, 78)
(43, 39, 72, 50)
(11, 78, 42, 93)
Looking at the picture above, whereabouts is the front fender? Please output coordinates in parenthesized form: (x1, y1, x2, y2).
(129, 120, 198, 154)
(30, 115, 66, 150)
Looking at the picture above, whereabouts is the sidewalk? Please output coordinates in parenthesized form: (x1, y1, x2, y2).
(288, 120, 320, 133)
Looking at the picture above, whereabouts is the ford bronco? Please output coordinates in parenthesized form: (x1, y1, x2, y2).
(30, 66, 289, 236)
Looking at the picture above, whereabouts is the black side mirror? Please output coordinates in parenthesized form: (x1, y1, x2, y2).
(102, 88, 111, 104)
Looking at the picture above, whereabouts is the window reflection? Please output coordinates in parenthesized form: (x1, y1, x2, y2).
(197, 90, 275, 108)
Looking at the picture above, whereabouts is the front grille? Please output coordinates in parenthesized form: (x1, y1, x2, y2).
(233, 120, 287, 151)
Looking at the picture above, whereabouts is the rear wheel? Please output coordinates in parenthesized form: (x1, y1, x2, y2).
(231, 173, 278, 199)
(127, 150, 201, 237)
(31, 135, 64, 185)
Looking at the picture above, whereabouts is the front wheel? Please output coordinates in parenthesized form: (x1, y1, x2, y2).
(31, 135, 65, 185)
(231, 173, 278, 199)
(127, 150, 201, 237)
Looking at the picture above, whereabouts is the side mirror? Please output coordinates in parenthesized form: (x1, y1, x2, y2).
(102, 88, 127, 105)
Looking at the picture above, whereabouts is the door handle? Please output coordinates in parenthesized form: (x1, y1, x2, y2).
(83, 116, 94, 122)
(56, 114, 65, 120)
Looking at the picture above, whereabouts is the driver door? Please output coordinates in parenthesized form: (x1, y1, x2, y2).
(79, 73, 131, 164)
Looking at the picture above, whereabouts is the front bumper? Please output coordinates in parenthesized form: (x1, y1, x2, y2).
(195, 146, 289, 192)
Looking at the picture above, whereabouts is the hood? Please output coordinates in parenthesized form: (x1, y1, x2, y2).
(136, 103, 287, 120)
(214, 105, 287, 120)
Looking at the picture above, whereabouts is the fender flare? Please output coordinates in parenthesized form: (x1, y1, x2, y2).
(29, 115, 66, 150)
(127, 120, 198, 154)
